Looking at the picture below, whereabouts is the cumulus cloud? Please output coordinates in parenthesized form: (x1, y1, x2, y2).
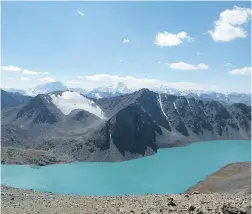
(154, 31, 194, 47)
(76, 74, 217, 91)
(122, 39, 130, 43)
(77, 10, 84, 16)
(39, 77, 56, 82)
(228, 66, 252, 75)
(167, 62, 209, 70)
(1, 65, 50, 76)
(21, 77, 31, 81)
(1, 65, 22, 72)
(209, 6, 252, 42)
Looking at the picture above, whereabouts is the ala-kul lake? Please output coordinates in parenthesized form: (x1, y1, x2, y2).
(1, 140, 251, 196)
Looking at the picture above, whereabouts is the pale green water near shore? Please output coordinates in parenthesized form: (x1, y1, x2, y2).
(1, 140, 251, 196)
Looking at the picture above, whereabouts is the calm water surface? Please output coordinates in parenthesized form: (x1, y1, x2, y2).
(1, 140, 251, 196)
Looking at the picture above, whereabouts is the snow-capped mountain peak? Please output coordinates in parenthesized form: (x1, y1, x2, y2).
(86, 82, 132, 98)
(27, 81, 68, 96)
(96, 82, 131, 94)
(110, 82, 131, 94)
(151, 86, 181, 95)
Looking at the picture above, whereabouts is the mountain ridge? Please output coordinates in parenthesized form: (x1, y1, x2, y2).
(1, 89, 251, 164)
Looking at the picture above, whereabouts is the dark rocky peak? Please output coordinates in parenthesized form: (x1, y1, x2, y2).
(16, 94, 62, 124)
(231, 103, 251, 120)
(69, 109, 100, 121)
(134, 88, 157, 98)
(107, 104, 161, 155)
(9, 92, 32, 103)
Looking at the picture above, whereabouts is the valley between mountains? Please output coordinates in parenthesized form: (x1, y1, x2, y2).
(1, 87, 251, 166)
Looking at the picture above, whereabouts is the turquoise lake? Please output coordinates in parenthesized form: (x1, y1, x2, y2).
(1, 140, 251, 196)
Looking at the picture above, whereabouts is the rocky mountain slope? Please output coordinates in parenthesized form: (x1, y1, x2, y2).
(3, 88, 26, 95)
(186, 162, 251, 195)
(2, 182, 251, 214)
(1, 90, 32, 109)
(1, 89, 251, 164)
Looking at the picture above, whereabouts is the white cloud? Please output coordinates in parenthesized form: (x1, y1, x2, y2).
(77, 74, 217, 91)
(224, 62, 236, 68)
(119, 60, 123, 62)
(68, 81, 81, 84)
(39, 77, 56, 82)
(228, 66, 252, 75)
(168, 62, 209, 70)
(21, 77, 31, 81)
(122, 39, 130, 44)
(1, 65, 22, 72)
(78, 76, 84, 79)
(77, 10, 84, 17)
(154, 31, 194, 47)
(22, 70, 39, 75)
(1, 65, 50, 76)
(22, 70, 50, 75)
(209, 6, 252, 42)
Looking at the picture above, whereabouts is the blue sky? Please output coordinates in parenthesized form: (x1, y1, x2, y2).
(1, 1, 251, 92)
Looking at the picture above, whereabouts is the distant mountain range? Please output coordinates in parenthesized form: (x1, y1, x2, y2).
(2, 81, 251, 105)
(1, 88, 251, 164)
(86, 82, 132, 99)
(3, 88, 27, 95)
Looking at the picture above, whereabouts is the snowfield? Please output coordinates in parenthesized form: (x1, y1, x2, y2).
(50, 91, 106, 119)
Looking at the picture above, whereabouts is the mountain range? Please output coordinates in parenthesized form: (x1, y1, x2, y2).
(1, 88, 251, 164)
(3, 81, 251, 106)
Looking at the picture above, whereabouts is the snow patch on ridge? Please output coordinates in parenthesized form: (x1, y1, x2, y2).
(173, 102, 178, 110)
(158, 94, 172, 127)
(158, 94, 169, 120)
(50, 91, 106, 119)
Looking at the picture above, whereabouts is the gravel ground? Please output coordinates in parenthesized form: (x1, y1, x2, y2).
(1, 185, 251, 214)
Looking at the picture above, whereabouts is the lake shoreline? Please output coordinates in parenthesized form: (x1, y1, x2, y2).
(2, 160, 251, 213)
(2, 162, 250, 196)
(1, 140, 250, 166)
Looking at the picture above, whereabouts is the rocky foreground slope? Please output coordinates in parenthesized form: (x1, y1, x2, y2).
(2, 186, 250, 214)
(1, 162, 251, 214)
(186, 162, 251, 194)
(1, 89, 251, 164)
